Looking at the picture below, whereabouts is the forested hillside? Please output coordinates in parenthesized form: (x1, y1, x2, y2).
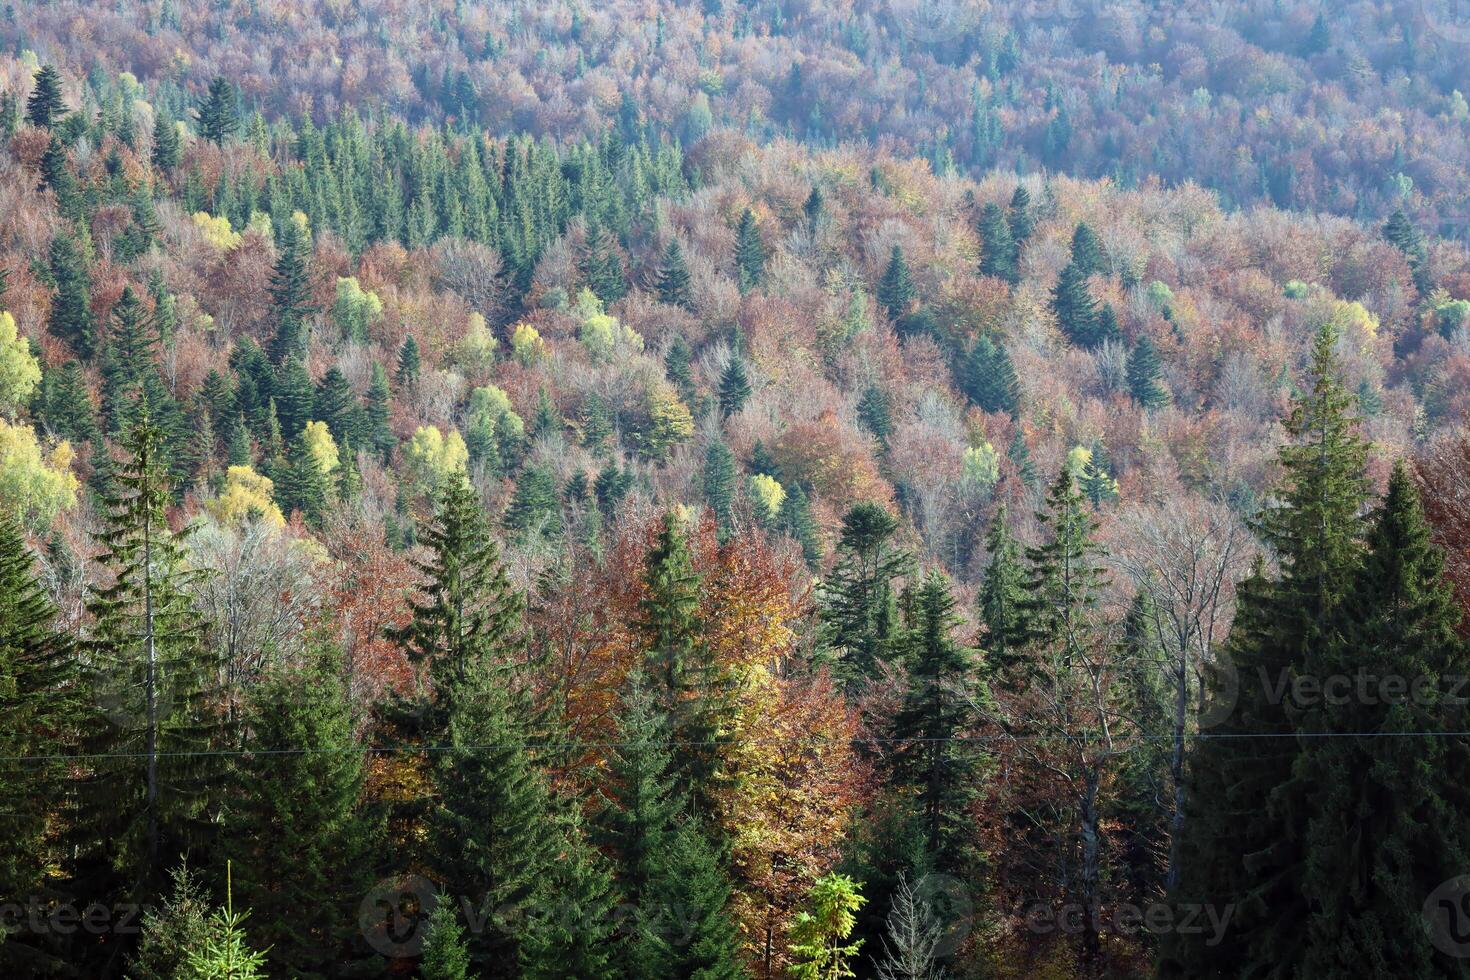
(5, 6, 1470, 979)
(8, 0, 1470, 239)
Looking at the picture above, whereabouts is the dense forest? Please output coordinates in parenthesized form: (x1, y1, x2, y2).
(5, 2, 1470, 978)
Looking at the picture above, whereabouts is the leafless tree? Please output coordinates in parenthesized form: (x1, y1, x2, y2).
(1106, 495, 1255, 889)
(431, 237, 506, 323)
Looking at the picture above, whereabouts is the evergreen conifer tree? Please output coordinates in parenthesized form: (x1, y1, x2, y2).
(819, 503, 914, 681)
(1069, 222, 1104, 277)
(718, 356, 753, 418)
(1294, 465, 1470, 977)
(394, 469, 523, 705)
(268, 217, 313, 362)
(365, 362, 394, 458)
(1051, 261, 1103, 349)
(197, 76, 239, 146)
(1007, 185, 1034, 246)
(504, 464, 564, 539)
(1126, 335, 1169, 410)
(978, 506, 1026, 677)
(46, 233, 97, 360)
(978, 202, 1018, 284)
(596, 683, 747, 980)
(0, 515, 74, 912)
(77, 413, 219, 904)
(26, 65, 67, 128)
(274, 430, 330, 526)
(778, 482, 823, 567)
(857, 384, 894, 446)
(878, 245, 917, 319)
(657, 238, 693, 309)
(225, 642, 380, 978)
(397, 335, 422, 385)
(1162, 324, 1372, 978)
(151, 112, 180, 172)
(702, 436, 737, 531)
(958, 335, 1019, 415)
(419, 902, 472, 980)
(890, 572, 987, 874)
(734, 208, 766, 293)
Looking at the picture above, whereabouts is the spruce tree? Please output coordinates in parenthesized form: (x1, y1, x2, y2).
(274, 430, 330, 526)
(46, 233, 97, 360)
(0, 515, 74, 912)
(1126, 335, 1168, 410)
(397, 334, 422, 385)
(314, 366, 360, 445)
(958, 335, 1019, 415)
(1163, 323, 1371, 979)
(34, 359, 99, 445)
(394, 469, 523, 704)
(890, 571, 987, 875)
(519, 808, 620, 980)
(702, 436, 737, 531)
(819, 503, 914, 681)
(877, 245, 917, 319)
(978, 202, 1018, 284)
(778, 481, 822, 566)
(596, 683, 746, 980)
(857, 384, 894, 446)
(1069, 222, 1104, 277)
(1007, 185, 1034, 246)
(99, 286, 158, 433)
(640, 512, 728, 808)
(151, 112, 180, 172)
(77, 412, 219, 904)
(580, 225, 628, 303)
(656, 238, 693, 308)
(25, 64, 67, 129)
(271, 356, 315, 445)
(734, 208, 766, 293)
(365, 362, 395, 458)
(1051, 261, 1103, 349)
(978, 505, 1026, 677)
(1294, 465, 1470, 977)
(38, 135, 79, 212)
(1007, 429, 1037, 487)
(718, 356, 752, 418)
(225, 643, 380, 979)
(268, 217, 314, 362)
(503, 464, 564, 539)
(665, 333, 696, 401)
(197, 76, 239, 146)
(419, 902, 472, 980)
(428, 665, 562, 976)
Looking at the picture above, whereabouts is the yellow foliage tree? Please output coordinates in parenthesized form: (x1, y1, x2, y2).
(404, 425, 468, 491)
(0, 419, 78, 527)
(192, 211, 241, 251)
(0, 311, 42, 417)
(302, 420, 339, 477)
(749, 473, 785, 518)
(207, 465, 285, 527)
(510, 322, 546, 366)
